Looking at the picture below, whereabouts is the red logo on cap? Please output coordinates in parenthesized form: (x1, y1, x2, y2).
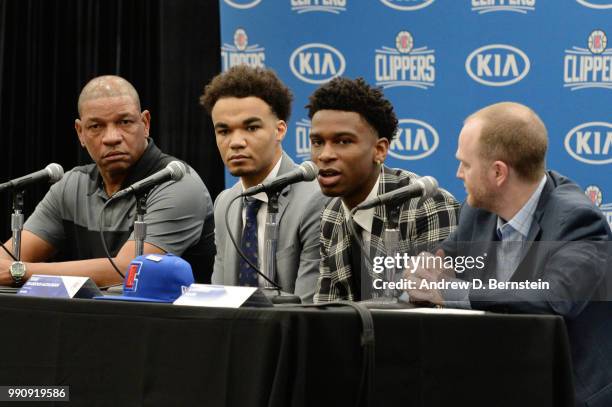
(125, 263, 141, 290)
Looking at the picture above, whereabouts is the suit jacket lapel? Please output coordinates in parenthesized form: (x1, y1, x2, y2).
(511, 173, 553, 281)
(473, 211, 500, 281)
(370, 210, 386, 261)
(369, 166, 394, 260)
(226, 184, 243, 285)
(275, 152, 297, 223)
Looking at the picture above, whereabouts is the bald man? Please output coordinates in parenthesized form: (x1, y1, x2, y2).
(0, 75, 214, 287)
(405, 102, 612, 407)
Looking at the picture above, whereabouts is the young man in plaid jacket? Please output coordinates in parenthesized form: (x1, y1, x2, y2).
(307, 77, 460, 302)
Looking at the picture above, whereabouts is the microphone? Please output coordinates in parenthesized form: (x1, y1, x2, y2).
(112, 160, 187, 199)
(0, 163, 64, 193)
(241, 160, 318, 197)
(355, 176, 438, 211)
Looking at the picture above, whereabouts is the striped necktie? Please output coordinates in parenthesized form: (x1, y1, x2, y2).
(239, 197, 262, 286)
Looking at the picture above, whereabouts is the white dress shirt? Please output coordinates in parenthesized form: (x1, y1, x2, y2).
(342, 172, 381, 249)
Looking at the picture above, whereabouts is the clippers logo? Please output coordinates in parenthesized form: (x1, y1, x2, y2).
(388, 119, 439, 160)
(289, 43, 346, 84)
(375, 31, 436, 90)
(380, 0, 435, 11)
(564, 122, 612, 165)
(223, 0, 262, 9)
(291, 0, 347, 14)
(471, 0, 535, 14)
(124, 262, 143, 292)
(585, 185, 603, 207)
(564, 30, 612, 91)
(585, 185, 612, 229)
(465, 44, 530, 86)
(295, 119, 312, 160)
(576, 0, 612, 9)
(221, 28, 266, 71)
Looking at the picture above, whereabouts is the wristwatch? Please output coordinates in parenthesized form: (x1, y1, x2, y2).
(9, 261, 26, 286)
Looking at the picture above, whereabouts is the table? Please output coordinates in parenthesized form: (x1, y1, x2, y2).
(0, 294, 574, 407)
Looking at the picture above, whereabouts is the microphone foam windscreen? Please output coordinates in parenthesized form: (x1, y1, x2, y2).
(300, 161, 318, 181)
(46, 163, 64, 183)
(420, 176, 439, 198)
(167, 161, 187, 181)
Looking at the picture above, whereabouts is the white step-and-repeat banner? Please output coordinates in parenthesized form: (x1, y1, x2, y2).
(219, 0, 611, 228)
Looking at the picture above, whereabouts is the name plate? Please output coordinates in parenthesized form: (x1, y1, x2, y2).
(17, 275, 102, 299)
(173, 284, 272, 308)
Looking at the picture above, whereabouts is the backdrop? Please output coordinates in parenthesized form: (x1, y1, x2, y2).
(219, 0, 612, 230)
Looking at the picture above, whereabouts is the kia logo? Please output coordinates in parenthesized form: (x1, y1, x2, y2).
(289, 43, 346, 84)
(564, 122, 612, 165)
(224, 0, 262, 9)
(465, 44, 530, 86)
(388, 119, 439, 160)
(380, 0, 435, 11)
(576, 0, 612, 9)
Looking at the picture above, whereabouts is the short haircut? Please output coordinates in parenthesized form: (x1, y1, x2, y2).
(78, 75, 141, 117)
(466, 102, 548, 182)
(200, 65, 293, 121)
(306, 77, 398, 140)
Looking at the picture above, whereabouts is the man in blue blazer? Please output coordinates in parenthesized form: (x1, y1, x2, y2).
(200, 66, 327, 303)
(407, 102, 612, 407)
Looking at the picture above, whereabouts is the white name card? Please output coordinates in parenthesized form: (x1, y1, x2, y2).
(17, 275, 102, 299)
(173, 284, 272, 308)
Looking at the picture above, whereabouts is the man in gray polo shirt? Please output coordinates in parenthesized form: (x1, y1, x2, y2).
(0, 75, 214, 287)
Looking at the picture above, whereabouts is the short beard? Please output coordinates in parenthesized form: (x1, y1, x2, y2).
(229, 168, 248, 177)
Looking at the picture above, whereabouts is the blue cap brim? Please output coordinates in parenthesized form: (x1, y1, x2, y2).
(93, 295, 174, 303)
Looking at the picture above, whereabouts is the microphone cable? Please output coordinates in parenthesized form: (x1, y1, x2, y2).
(348, 182, 430, 271)
(224, 193, 282, 291)
(97, 195, 126, 280)
(0, 242, 18, 261)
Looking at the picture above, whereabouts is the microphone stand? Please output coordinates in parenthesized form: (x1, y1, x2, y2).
(262, 192, 280, 289)
(11, 191, 24, 261)
(349, 203, 401, 304)
(381, 204, 401, 302)
(133, 194, 148, 257)
(261, 192, 301, 304)
(223, 193, 299, 304)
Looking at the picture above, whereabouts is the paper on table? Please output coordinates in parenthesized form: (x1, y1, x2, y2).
(375, 307, 486, 315)
(173, 284, 258, 308)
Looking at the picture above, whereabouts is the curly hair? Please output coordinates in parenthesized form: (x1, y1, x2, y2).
(306, 77, 398, 140)
(200, 65, 293, 121)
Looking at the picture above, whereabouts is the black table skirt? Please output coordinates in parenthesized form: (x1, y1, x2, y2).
(0, 294, 574, 407)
